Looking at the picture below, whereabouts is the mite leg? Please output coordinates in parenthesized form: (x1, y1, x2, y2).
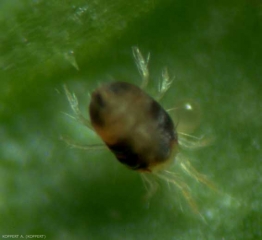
(60, 135, 106, 150)
(178, 132, 215, 149)
(178, 157, 217, 192)
(63, 85, 92, 130)
(141, 173, 159, 200)
(62, 85, 105, 150)
(157, 67, 174, 101)
(132, 46, 150, 89)
(156, 171, 200, 214)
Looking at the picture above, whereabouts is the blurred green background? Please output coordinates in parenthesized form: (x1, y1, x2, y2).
(0, 0, 261, 239)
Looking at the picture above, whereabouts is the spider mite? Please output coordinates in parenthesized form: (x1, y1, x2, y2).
(63, 47, 215, 213)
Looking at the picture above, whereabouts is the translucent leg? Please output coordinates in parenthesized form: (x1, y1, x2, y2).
(180, 158, 217, 189)
(157, 67, 174, 101)
(141, 173, 159, 200)
(62, 85, 105, 150)
(63, 85, 92, 130)
(178, 132, 215, 149)
(132, 46, 150, 89)
(132, 46, 173, 100)
(60, 135, 106, 150)
(156, 171, 200, 214)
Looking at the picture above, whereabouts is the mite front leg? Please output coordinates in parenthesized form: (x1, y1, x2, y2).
(157, 67, 174, 101)
(132, 46, 150, 89)
(63, 85, 92, 130)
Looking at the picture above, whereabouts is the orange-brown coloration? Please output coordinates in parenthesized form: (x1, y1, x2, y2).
(89, 82, 178, 172)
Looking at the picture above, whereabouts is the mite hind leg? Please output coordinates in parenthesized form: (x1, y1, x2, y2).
(141, 173, 159, 200)
(178, 156, 217, 192)
(155, 170, 200, 214)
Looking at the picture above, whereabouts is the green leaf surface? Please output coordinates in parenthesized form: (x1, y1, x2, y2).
(1, 0, 261, 239)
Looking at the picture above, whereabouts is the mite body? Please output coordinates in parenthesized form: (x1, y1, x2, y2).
(89, 82, 178, 172)
(63, 47, 214, 213)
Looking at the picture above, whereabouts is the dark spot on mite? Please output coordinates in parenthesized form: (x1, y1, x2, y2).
(150, 100, 174, 134)
(150, 100, 177, 160)
(107, 140, 149, 171)
(93, 92, 105, 108)
(89, 92, 106, 127)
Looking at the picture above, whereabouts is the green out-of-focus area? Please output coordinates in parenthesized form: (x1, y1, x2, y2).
(0, 0, 261, 239)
